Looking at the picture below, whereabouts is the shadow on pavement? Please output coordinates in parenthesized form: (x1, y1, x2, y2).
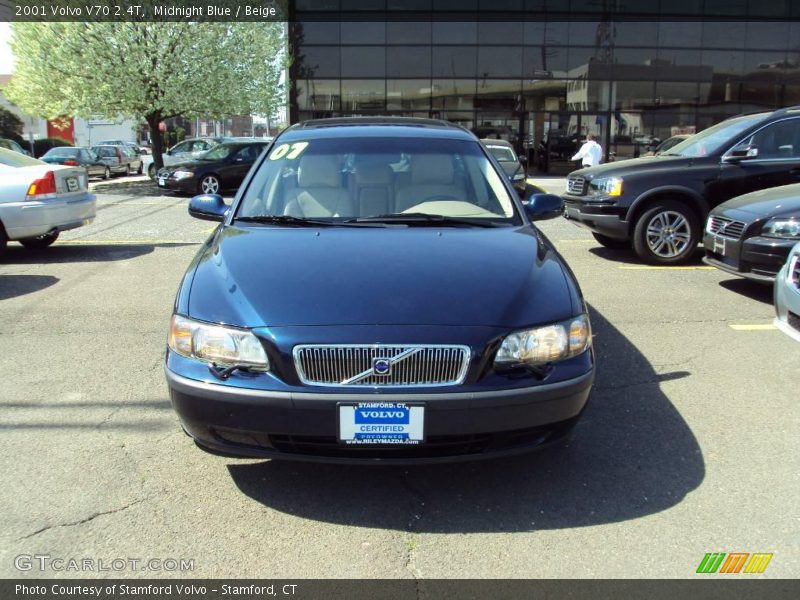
(588, 245, 705, 266)
(718, 278, 773, 305)
(91, 178, 160, 197)
(0, 242, 198, 265)
(227, 307, 705, 533)
(0, 275, 59, 301)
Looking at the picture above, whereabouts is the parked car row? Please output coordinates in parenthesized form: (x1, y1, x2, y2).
(562, 105, 800, 342)
(39, 141, 143, 180)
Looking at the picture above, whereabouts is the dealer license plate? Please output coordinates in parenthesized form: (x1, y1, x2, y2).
(338, 402, 424, 445)
(65, 176, 79, 192)
(158, 176, 166, 187)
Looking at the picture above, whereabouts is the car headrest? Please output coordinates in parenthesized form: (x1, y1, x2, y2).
(298, 155, 341, 188)
(354, 160, 394, 186)
(410, 154, 454, 184)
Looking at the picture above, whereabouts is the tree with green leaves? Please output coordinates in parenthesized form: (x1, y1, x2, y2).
(0, 105, 25, 144)
(6, 22, 285, 170)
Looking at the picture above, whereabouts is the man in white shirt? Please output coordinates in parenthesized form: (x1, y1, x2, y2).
(571, 134, 603, 168)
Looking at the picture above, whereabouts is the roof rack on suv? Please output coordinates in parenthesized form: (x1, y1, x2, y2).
(292, 116, 459, 130)
(771, 105, 800, 116)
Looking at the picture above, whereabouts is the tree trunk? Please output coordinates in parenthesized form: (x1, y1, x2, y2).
(146, 111, 165, 171)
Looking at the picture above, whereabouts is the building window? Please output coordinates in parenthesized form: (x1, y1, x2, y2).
(297, 79, 342, 111)
(387, 79, 432, 110)
(387, 46, 432, 77)
(431, 79, 476, 109)
(341, 46, 386, 77)
(341, 80, 387, 111)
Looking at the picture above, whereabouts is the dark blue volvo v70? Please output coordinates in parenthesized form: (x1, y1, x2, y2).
(165, 117, 595, 463)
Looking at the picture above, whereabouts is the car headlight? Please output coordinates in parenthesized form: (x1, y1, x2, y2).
(590, 176, 623, 197)
(172, 170, 194, 180)
(495, 314, 591, 367)
(762, 217, 800, 239)
(168, 314, 269, 370)
(512, 172, 526, 182)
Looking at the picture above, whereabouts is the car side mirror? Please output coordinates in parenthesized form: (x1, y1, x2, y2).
(724, 146, 758, 162)
(525, 193, 564, 221)
(189, 194, 228, 222)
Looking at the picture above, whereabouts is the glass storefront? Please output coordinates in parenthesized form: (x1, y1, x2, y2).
(290, 4, 800, 172)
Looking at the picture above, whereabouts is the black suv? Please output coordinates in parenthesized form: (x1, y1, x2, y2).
(562, 106, 800, 264)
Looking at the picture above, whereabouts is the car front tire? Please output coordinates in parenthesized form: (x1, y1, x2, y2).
(19, 231, 59, 249)
(0, 224, 7, 258)
(103, 167, 111, 180)
(632, 200, 700, 265)
(198, 174, 221, 195)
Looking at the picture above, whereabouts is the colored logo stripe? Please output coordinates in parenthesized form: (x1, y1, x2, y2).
(697, 553, 773, 574)
(720, 553, 749, 574)
(697, 553, 726, 573)
(744, 553, 773, 574)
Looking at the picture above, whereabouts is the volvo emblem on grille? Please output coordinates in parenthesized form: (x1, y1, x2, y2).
(372, 358, 391, 376)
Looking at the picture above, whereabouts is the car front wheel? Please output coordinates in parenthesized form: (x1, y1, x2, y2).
(148, 164, 155, 179)
(103, 167, 111, 180)
(0, 225, 7, 257)
(632, 200, 700, 265)
(198, 175, 220, 195)
(19, 231, 59, 249)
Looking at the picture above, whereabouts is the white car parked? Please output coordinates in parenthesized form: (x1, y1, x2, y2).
(142, 137, 219, 179)
(0, 148, 96, 256)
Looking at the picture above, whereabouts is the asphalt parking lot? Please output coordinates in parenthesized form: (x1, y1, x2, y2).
(0, 175, 797, 579)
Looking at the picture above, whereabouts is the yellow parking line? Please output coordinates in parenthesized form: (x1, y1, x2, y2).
(729, 324, 778, 331)
(56, 239, 201, 246)
(618, 265, 715, 270)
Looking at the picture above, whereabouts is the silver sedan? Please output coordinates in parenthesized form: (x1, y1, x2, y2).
(0, 148, 96, 256)
(774, 240, 800, 342)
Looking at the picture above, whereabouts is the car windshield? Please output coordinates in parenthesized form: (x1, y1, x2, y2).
(663, 114, 767, 157)
(485, 145, 517, 162)
(236, 137, 519, 224)
(45, 147, 80, 157)
(199, 145, 234, 161)
(0, 147, 44, 167)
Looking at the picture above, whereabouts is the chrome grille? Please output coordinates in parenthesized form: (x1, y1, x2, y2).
(566, 176, 585, 195)
(706, 215, 746, 240)
(293, 344, 471, 387)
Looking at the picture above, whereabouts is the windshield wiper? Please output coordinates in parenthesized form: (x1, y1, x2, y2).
(235, 215, 381, 227)
(345, 213, 502, 228)
(235, 215, 338, 227)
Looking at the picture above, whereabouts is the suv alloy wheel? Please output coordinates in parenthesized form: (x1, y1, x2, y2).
(633, 200, 700, 265)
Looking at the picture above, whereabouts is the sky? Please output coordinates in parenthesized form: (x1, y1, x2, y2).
(0, 23, 14, 74)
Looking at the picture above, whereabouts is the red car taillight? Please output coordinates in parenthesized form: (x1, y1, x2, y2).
(26, 171, 57, 199)
(63, 159, 79, 166)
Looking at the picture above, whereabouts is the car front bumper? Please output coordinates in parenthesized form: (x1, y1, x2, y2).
(0, 193, 96, 240)
(157, 175, 195, 193)
(702, 232, 797, 283)
(165, 364, 594, 464)
(562, 196, 629, 239)
(773, 248, 800, 342)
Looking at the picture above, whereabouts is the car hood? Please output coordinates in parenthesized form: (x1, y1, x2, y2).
(571, 155, 694, 179)
(187, 225, 576, 328)
(713, 183, 800, 217)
